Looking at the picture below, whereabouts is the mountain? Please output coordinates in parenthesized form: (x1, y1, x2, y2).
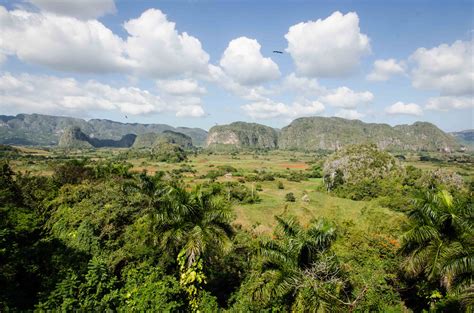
(0, 113, 208, 146)
(58, 126, 93, 149)
(279, 117, 460, 152)
(58, 126, 136, 148)
(1, 113, 464, 152)
(132, 130, 193, 149)
(206, 122, 278, 149)
(450, 129, 474, 147)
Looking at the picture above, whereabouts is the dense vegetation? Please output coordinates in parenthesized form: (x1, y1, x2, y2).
(1, 144, 472, 312)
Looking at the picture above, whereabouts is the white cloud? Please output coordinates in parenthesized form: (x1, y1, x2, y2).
(0, 6, 130, 73)
(206, 64, 272, 102)
(0, 52, 6, 65)
(282, 73, 325, 95)
(241, 98, 324, 119)
(124, 9, 210, 78)
(0, 72, 205, 117)
(0, 7, 210, 78)
(156, 79, 206, 95)
(335, 109, 365, 120)
(219, 37, 280, 85)
(366, 58, 406, 81)
(318, 86, 374, 108)
(285, 11, 370, 77)
(410, 40, 473, 96)
(176, 105, 205, 118)
(385, 101, 422, 116)
(27, 0, 116, 19)
(425, 96, 473, 111)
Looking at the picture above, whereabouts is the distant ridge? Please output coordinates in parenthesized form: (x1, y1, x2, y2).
(450, 129, 474, 147)
(0, 113, 467, 152)
(0, 113, 208, 146)
(206, 117, 462, 152)
(279, 117, 460, 152)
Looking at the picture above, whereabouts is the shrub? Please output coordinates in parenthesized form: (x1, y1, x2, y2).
(277, 181, 284, 189)
(217, 165, 238, 173)
(285, 192, 296, 202)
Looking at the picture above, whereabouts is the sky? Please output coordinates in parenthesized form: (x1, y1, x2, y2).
(0, 0, 472, 131)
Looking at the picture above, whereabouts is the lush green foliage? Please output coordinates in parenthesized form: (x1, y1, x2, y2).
(399, 190, 473, 311)
(1, 144, 472, 312)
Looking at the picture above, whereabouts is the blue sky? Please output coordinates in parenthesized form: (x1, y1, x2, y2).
(0, 0, 472, 131)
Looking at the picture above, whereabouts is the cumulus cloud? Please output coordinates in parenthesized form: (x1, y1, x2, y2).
(385, 101, 422, 116)
(366, 58, 406, 81)
(425, 96, 473, 111)
(318, 86, 374, 108)
(124, 9, 210, 78)
(282, 73, 325, 95)
(285, 11, 370, 77)
(0, 7, 210, 78)
(0, 72, 205, 117)
(241, 98, 325, 119)
(219, 37, 280, 85)
(206, 64, 273, 102)
(0, 6, 130, 73)
(410, 40, 473, 96)
(156, 79, 206, 95)
(27, 0, 116, 19)
(335, 109, 365, 120)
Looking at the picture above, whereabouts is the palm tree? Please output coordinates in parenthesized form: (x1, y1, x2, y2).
(250, 215, 350, 311)
(155, 184, 234, 311)
(400, 190, 473, 295)
(149, 183, 234, 266)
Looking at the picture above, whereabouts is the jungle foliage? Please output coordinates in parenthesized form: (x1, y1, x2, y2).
(0, 145, 472, 312)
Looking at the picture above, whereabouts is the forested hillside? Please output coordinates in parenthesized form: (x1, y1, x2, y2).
(279, 117, 460, 152)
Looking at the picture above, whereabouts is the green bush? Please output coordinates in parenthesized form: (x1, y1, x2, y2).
(285, 192, 296, 202)
(277, 181, 284, 189)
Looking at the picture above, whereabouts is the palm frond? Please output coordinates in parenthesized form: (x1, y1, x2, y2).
(274, 215, 301, 238)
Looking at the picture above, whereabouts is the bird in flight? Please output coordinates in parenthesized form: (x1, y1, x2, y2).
(273, 50, 283, 54)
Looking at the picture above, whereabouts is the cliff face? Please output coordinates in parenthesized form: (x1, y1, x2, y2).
(206, 122, 278, 149)
(58, 127, 93, 149)
(278, 117, 460, 152)
(0, 113, 207, 146)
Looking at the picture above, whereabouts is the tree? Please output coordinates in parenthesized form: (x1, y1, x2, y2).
(400, 190, 473, 309)
(136, 183, 234, 310)
(233, 216, 354, 311)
